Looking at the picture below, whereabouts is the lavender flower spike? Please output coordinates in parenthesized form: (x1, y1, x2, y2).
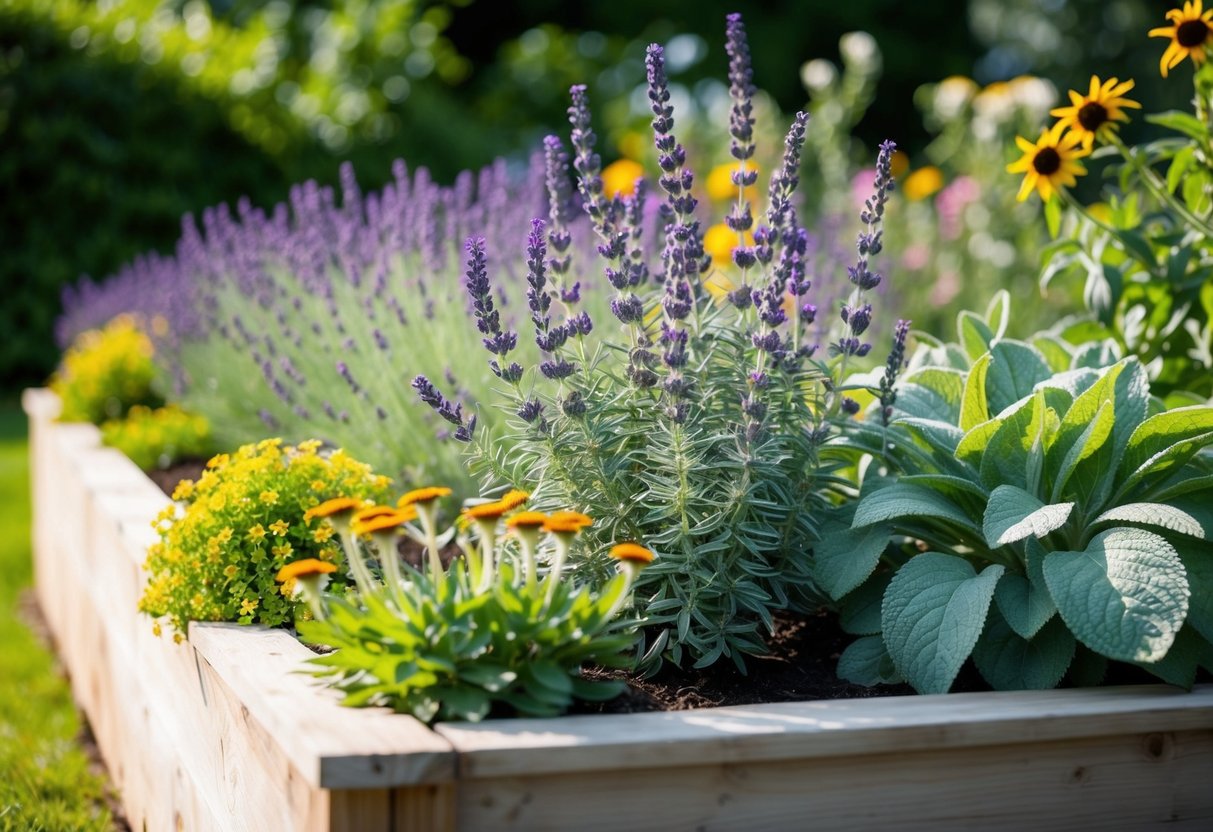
(413, 374, 476, 442)
(463, 236, 522, 382)
(879, 318, 911, 426)
(725, 13, 757, 165)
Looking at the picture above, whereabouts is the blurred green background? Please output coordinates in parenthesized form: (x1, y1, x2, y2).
(0, 0, 1182, 394)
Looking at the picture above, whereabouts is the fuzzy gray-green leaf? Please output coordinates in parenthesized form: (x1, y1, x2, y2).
(881, 553, 1005, 694)
(982, 484, 1074, 547)
(1042, 528, 1189, 663)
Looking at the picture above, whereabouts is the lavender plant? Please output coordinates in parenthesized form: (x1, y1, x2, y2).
(420, 14, 902, 671)
(59, 157, 609, 493)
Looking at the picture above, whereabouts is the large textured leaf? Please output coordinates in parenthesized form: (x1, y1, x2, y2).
(1092, 503, 1206, 539)
(1117, 423, 1213, 500)
(881, 553, 1005, 694)
(955, 417, 1002, 465)
(984, 341, 1052, 414)
(814, 521, 892, 600)
(972, 610, 1075, 690)
(1119, 406, 1213, 482)
(851, 483, 980, 536)
(1175, 540, 1213, 646)
(995, 570, 1057, 640)
(1132, 626, 1212, 689)
(896, 367, 965, 422)
(1048, 399, 1114, 504)
(958, 310, 996, 361)
(840, 572, 892, 635)
(982, 484, 1074, 547)
(1042, 528, 1189, 663)
(979, 391, 1049, 492)
(960, 353, 991, 432)
(896, 417, 967, 455)
(837, 635, 904, 686)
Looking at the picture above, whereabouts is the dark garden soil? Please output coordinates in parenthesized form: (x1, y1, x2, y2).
(148, 465, 1209, 715)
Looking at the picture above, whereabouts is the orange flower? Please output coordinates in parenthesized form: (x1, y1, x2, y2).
(304, 497, 364, 522)
(352, 508, 416, 536)
(463, 500, 511, 521)
(543, 510, 593, 534)
(499, 489, 530, 510)
(351, 505, 400, 524)
(506, 511, 550, 529)
(397, 486, 453, 507)
(609, 542, 656, 565)
(275, 558, 338, 583)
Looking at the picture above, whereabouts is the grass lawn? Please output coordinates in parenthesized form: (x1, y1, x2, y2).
(0, 403, 114, 831)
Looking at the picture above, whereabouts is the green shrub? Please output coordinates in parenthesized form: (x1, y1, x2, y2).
(99, 404, 213, 471)
(139, 438, 391, 639)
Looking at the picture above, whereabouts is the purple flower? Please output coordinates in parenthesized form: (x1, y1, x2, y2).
(725, 13, 756, 163)
(879, 319, 911, 425)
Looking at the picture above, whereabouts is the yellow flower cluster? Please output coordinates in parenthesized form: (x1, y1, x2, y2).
(138, 437, 391, 638)
(99, 405, 211, 471)
(1009, 3, 1210, 203)
(51, 315, 160, 424)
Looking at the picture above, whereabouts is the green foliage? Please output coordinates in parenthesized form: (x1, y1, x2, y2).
(1036, 62, 1213, 399)
(0, 15, 290, 392)
(99, 404, 213, 471)
(0, 406, 113, 831)
(828, 333, 1213, 693)
(300, 560, 638, 722)
(139, 438, 391, 638)
(50, 316, 160, 424)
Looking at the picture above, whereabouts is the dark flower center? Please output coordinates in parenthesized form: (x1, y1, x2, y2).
(1032, 147, 1062, 176)
(1177, 19, 1209, 47)
(1077, 101, 1109, 131)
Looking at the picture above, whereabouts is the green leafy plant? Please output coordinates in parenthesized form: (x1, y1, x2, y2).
(825, 338, 1213, 694)
(139, 438, 391, 639)
(294, 496, 651, 722)
(99, 404, 213, 471)
(50, 315, 161, 424)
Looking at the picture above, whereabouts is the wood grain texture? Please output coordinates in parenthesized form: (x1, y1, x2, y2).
(189, 623, 455, 790)
(456, 730, 1213, 831)
(437, 685, 1213, 780)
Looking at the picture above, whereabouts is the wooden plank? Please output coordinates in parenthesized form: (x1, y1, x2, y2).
(392, 783, 457, 832)
(455, 729, 1213, 831)
(437, 685, 1213, 779)
(189, 623, 456, 790)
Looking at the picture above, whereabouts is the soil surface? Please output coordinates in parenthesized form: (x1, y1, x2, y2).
(148, 465, 1209, 713)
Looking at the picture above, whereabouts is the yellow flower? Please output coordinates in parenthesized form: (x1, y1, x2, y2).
(506, 511, 549, 529)
(259, 490, 279, 505)
(544, 510, 594, 534)
(351, 508, 416, 536)
(703, 223, 755, 269)
(609, 542, 656, 565)
(223, 564, 239, 578)
(1150, 1, 1213, 77)
(239, 598, 259, 616)
(706, 162, 759, 203)
(275, 558, 338, 583)
(397, 486, 453, 507)
(216, 527, 233, 544)
(902, 167, 945, 202)
(206, 453, 230, 470)
(272, 543, 294, 559)
(462, 500, 512, 521)
(171, 479, 195, 500)
(312, 525, 335, 543)
(269, 519, 290, 537)
(499, 490, 530, 510)
(310, 480, 327, 492)
(247, 524, 266, 541)
(1006, 122, 1089, 203)
(304, 497, 364, 522)
(601, 159, 645, 198)
(1050, 76, 1140, 149)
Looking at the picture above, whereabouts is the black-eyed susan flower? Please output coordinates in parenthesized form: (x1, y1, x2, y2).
(352, 507, 416, 537)
(902, 166, 945, 202)
(462, 500, 512, 521)
(1050, 76, 1140, 149)
(397, 486, 453, 507)
(499, 489, 530, 510)
(1006, 123, 1089, 202)
(1151, 1, 1213, 77)
(351, 505, 401, 527)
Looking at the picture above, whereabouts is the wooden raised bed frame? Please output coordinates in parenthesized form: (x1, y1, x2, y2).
(23, 388, 1213, 831)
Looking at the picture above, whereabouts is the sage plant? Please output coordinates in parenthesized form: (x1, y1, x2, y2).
(421, 14, 903, 671)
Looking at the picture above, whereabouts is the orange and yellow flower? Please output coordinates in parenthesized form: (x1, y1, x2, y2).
(1006, 122, 1089, 203)
(602, 159, 645, 198)
(1150, 1, 1213, 77)
(1050, 76, 1140, 149)
(397, 486, 453, 507)
(304, 497, 364, 522)
(609, 542, 655, 565)
(275, 558, 337, 583)
(506, 511, 550, 529)
(543, 510, 593, 534)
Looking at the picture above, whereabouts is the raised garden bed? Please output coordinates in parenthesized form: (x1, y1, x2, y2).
(24, 387, 1213, 831)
